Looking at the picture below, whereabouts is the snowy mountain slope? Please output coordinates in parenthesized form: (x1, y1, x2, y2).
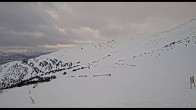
(0, 39, 127, 90)
(1, 19, 196, 107)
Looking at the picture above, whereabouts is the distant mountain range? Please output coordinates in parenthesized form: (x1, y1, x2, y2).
(0, 50, 53, 66)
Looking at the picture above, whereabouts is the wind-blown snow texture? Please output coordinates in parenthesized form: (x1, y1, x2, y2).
(1, 19, 196, 108)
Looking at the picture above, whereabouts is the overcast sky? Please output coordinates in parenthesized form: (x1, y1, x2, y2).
(0, 2, 196, 52)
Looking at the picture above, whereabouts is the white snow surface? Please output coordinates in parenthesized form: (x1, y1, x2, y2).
(1, 19, 196, 108)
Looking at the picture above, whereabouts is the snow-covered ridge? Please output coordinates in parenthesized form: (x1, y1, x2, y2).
(0, 19, 196, 107)
(1, 19, 196, 90)
(0, 39, 120, 90)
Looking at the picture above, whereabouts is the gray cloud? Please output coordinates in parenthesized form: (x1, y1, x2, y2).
(0, 2, 196, 51)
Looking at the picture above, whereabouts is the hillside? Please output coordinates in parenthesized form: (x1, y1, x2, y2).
(0, 19, 196, 108)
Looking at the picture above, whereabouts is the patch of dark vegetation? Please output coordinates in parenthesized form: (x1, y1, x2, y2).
(0, 75, 56, 90)
(63, 72, 67, 75)
(93, 73, 111, 77)
(72, 67, 81, 72)
(132, 36, 196, 60)
(79, 75, 87, 77)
